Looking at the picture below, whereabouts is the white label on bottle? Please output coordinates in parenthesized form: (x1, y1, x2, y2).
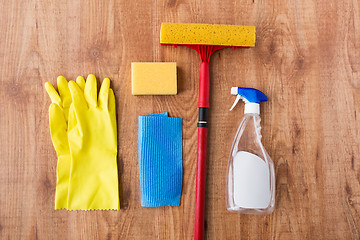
(233, 151, 271, 209)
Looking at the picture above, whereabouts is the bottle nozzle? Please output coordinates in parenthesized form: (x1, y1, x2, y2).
(229, 87, 268, 114)
(231, 87, 238, 95)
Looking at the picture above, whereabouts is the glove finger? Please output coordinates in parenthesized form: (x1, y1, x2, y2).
(67, 103, 85, 150)
(57, 76, 72, 108)
(45, 82, 61, 106)
(98, 78, 110, 109)
(69, 80, 88, 116)
(108, 88, 117, 146)
(108, 88, 116, 115)
(76, 76, 86, 91)
(67, 103, 77, 132)
(49, 103, 69, 155)
(84, 74, 98, 108)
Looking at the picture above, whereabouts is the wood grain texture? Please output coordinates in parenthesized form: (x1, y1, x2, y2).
(0, 0, 359, 239)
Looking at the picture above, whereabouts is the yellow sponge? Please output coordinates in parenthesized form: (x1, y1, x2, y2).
(160, 23, 255, 47)
(132, 62, 177, 95)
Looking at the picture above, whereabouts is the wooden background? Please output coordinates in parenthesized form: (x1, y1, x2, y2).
(1, 0, 359, 239)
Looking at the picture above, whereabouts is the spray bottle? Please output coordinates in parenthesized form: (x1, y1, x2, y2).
(226, 87, 275, 214)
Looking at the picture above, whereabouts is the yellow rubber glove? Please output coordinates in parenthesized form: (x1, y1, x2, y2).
(67, 74, 119, 210)
(45, 76, 85, 209)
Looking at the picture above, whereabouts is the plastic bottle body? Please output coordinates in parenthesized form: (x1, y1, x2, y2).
(226, 114, 275, 214)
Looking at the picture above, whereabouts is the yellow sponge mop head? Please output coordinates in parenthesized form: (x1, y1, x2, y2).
(160, 23, 255, 47)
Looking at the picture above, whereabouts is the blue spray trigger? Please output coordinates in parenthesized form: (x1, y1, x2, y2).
(230, 87, 268, 112)
(235, 88, 268, 103)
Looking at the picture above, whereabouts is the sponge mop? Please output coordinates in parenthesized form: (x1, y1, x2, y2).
(160, 23, 255, 240)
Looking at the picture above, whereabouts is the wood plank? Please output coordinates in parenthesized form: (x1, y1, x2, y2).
(0, 0, 359, 239)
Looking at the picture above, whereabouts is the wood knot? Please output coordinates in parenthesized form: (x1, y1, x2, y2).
(167, 0, 178, 7)
(121, 202, 129, 210)
(42, 175, 52, 191)
(6, 82, 21, 98)
(269, 41, 275, 55)
(294, 123, 301, 137)
(89, 47, 101, 59)
(345, 183, 352, 195)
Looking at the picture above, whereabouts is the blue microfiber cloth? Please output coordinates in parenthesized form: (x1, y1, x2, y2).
(138, 112, 183, 207)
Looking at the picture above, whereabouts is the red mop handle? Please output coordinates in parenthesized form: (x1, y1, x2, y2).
(198, 62, 210, 108)
(195, 127, 208, 240)
(194, 61, 209, 240)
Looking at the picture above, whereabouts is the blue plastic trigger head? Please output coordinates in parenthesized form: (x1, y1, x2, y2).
(237, 88, 268, 103)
